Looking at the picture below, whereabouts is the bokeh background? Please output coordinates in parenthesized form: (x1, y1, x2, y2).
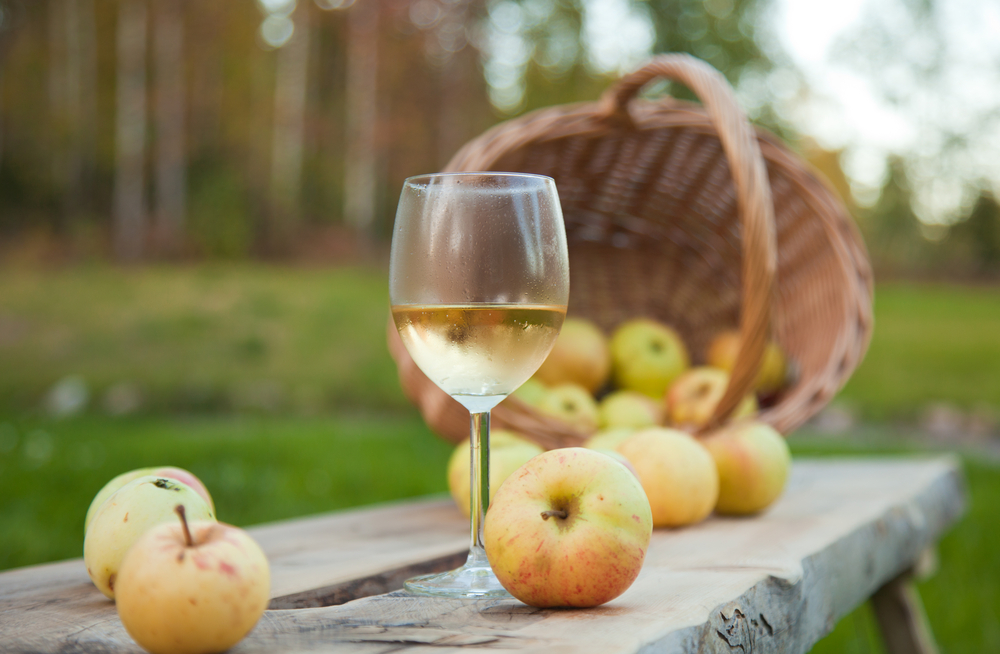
(0, 0, 997, 651)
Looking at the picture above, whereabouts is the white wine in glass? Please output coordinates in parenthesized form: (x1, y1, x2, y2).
(389, 172, 569, 598)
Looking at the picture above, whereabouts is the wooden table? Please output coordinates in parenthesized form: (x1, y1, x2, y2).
(1, 457, 964, 653)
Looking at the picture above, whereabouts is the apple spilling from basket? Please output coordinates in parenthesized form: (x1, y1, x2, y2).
(82, 467, 270, 654)
(447, 317, 794, 607)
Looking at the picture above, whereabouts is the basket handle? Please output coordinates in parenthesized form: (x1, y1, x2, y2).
(599, 54, 778, 432)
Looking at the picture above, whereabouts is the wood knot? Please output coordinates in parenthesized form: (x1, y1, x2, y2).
(716, 607, 774, 652)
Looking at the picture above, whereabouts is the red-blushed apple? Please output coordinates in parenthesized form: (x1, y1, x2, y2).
(84, 476, 215, 599)
(665, 366, 757, 431)
(610, 318, 689, 398)
(536, 383, 600, 432)
(598, 390, 663, 429)
(702, 421, 791, 515)
(484, 448, 652, 608)
(446, 429, 544, 518)
(706, 329, 789, 395)
(116, 506, 270, 654)
(534, 317, 611, 393)
(84, 466, 214, 533)
(618, 427, 719, 528)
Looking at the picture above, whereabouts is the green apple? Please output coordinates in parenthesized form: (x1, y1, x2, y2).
(703, 421, 791, 515)
(610, 318, 689, 398)
(582, 427, 637, 452)
(536, 383, 600, 432)
(447, 429, 544, 518)
(534, 317, 611, 394)
(510, 378, 548, 407)
(618, 427, 718, 528)
(484, 447, 652, 607)
(665, 366, 757, 431)
(84, 476, 215, 599)
(116, 506, 270, 654)
(84, 466, 214, 533)
(598, 389, 663, 429)
(706, 329, 789, 395)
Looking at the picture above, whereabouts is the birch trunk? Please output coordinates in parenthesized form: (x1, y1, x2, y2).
(344, 0, 379, 238)
(154, 0, 187, 255)
(113, 0, 148, 261)
(269, 5, 311, 247)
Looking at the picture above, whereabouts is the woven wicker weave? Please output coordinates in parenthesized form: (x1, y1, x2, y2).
(387, 54, 873, 450)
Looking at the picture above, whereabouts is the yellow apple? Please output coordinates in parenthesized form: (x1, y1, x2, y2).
(447, 429, 544, 517)
(534, 317, 611, 393)
(536, 383, 600, 432)
(703, 421, 791, 515)
(582, 427, 637, 451)
(84, 476, 215, 599)
(116, 506, 270, 654)
(598, 390, 663, 429)
(706, 329, 788, 395)
(84, 466, 214, 533)
(610, 318, 689, 398)
(484, 448, 652, 607)
(617, 427, 719, 528)
(665, 366, 757, 431)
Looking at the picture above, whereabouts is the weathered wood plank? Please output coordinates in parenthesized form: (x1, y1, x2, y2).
(0, 457, 964, 654)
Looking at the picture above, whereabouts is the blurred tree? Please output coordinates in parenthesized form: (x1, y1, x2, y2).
(270, 3, 312, 249)
(112, 0, 148, 261)
(950, 191, 1000, 276)
(860, 156, 928, 275)
(343, 0, 379, 241)
(153, 0, 186, 256)
(646, 0, 774, 84)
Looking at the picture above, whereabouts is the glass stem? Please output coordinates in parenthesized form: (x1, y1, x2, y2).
(468, 410, 491, 567)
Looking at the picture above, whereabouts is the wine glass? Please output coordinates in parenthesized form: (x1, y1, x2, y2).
(389, 172, 569, 598)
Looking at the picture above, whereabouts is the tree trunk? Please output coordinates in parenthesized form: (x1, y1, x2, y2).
(113, 0, 148, 261)
(154, 0, 187, 256)
(344, 0, 379, 239)
(269, 5, 311, 249)
(79, 0, 99, 212)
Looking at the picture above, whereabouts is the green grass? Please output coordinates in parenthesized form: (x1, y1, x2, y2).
(1, 268, 998, 420)
(837, 282, 1000, 420)
(0, 411, 453, 571)
(0, 265, 406, 413)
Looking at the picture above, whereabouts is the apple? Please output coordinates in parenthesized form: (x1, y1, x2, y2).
(617, 427, 719, 528)
(588, 448, 640, 478)
(665, 366, 757, 431)
(116, 505, 270, 654)
(447, 429, 544, 518)
(484, 447, 652, 607)
(536, 383, 600, 432)
(84, 466, 214, 533)
(510, 378, 548, 407)
(534, 317, 611, 394)
(598, 390, 663, 430)
(582, 427, 637, 452)
(703, 421, 791, 515)
(706, 329, 789, 395)
(610, 318, 689, 398)
(84, 476, 215, 599)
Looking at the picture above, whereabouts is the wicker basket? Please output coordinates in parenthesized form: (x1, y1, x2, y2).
(387, 54, 873, 450)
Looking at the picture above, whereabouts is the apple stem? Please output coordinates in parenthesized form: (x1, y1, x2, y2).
(541, 509, 568, 520)
(175, 504, 194, 547)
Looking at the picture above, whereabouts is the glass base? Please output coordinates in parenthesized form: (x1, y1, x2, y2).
(404, 552, 512, 599)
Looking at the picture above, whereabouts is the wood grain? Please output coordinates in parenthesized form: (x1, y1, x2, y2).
(0, 457, 964, 654)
